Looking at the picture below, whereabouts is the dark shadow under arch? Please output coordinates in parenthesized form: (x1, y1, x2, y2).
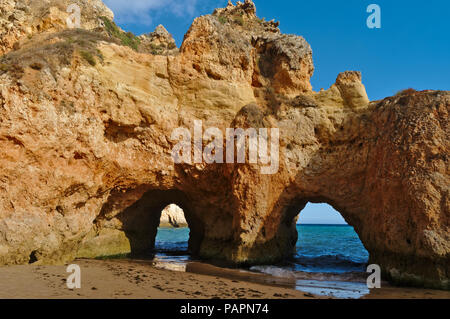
(116, 189, 204, 258)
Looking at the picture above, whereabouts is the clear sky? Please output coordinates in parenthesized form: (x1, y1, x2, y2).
(298, 203, 347, 225)
(103, 0, 449, 224)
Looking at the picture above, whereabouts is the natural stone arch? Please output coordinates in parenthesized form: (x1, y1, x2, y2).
(78, 189, 205, 259)
(270, 197, 369, 263)
(217, 91, 449, 289)
(223, 188, 371, 267)
(116, 190, 203, 257)
(295, 202, 369, 272)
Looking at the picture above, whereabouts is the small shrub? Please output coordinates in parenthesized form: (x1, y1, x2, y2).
(80, 50, 96, 66)
(234, 16, 244, 26)
(290, 94, 318, 108)
(76, 39, 88, 47)
(100, 16, 140, 51)
(0, 63, 10, 72)
(265, 87, 280, 113)
(218, 15, 228, 24)
(150, 43, 163, 55)
(9, 64, 24, 78)
(29, 62, 43, 70)
(395, 88, 416, 96)
(65, 36, 75, 44)
(96, 49, 104, 62)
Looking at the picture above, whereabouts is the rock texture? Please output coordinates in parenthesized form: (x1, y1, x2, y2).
(0, 0, 113, 55)
(160, 204, 188, 228)
(138, 25, 178, 56)
(0, 0, 448, 289)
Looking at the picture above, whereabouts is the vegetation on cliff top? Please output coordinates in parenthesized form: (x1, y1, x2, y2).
(0, 29, 109, 78)
(100, 16, 141, 51)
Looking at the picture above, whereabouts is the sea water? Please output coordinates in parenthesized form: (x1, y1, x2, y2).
(154, 227, 190, 263)
(154, 225, 370, 298)
(294, 224, 369, 273)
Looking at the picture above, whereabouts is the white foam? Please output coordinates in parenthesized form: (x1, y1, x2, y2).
(249, 265, 296, 278)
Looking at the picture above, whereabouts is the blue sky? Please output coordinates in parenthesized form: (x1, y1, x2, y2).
(104, 0, 449, 224)
(298, 203, 347, 225)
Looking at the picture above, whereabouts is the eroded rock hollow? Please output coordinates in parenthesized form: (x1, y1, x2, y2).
(0, 0, 448, 289)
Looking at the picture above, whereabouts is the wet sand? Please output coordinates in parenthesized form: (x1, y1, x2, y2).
(0, 259, 448, 299)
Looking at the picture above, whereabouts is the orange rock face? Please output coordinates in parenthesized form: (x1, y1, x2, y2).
(0, 0, 448, 289)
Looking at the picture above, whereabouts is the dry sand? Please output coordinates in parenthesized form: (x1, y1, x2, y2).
(0, 259, 448, 299)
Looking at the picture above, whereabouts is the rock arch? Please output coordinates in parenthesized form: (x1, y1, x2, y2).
(116, 190, 203, 256)
(211, 90, 449, 290)
(79, 189, 205, 258)
(0, 0, 447, 291)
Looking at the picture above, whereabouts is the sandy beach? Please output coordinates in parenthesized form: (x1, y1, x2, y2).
(0, 259, 448, 299)
(0, 259, 316, 299)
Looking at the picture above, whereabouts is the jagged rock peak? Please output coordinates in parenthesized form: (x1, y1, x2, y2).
(334, 71, 370, 108)
(214, 0, 257, 18)
(153, 24, 171, 37)
(138, 24, 178, 55)
(211, 0, 280, 33)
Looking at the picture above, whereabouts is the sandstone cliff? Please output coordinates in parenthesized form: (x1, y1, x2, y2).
(0, 0, 448, 289)
(138, 25, 179, 56)
(160, 205, 188, 228)
(0, 0, 113, 55)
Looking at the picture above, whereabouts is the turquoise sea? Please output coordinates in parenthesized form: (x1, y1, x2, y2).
(154, 224, 370, 298)
(155, 225, 368, 273)
(294, 224, 369, 273)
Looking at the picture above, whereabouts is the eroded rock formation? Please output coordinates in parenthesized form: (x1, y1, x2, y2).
(138, 25, 179, 56)
(0, 0, 448, 289)
(0, 0, 113, 55)
(160, 204, 188, 228)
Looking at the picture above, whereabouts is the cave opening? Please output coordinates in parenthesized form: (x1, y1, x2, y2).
(249, 202, 373, 298)
(249, 201, 373, 297)
(154, 204, 192, 262)
(117, 190, 204, 259)
(294, 202, 369, 274)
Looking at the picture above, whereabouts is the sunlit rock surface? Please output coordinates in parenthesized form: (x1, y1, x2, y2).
(0, 0, 448, 289)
